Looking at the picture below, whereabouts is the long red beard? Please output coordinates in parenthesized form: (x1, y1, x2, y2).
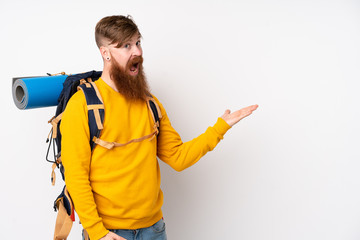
(109, 55, 150, 102)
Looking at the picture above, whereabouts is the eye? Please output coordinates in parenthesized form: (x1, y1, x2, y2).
(136, 40, 141, 46)
(124, 44, 130, 49)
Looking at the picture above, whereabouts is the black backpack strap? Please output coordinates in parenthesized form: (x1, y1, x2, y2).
(77, 81, 105, 151)
(147, 97, 162, 134)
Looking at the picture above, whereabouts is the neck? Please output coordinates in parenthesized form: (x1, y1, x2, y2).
(101, 64, 119, 92)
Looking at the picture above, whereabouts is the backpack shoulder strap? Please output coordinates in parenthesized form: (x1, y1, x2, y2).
(77, 81, 105, 151)
(92, 96, 162, 150)
(147, 97, 162, 134)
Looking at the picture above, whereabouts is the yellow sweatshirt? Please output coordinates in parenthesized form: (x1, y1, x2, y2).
(61, 78, 231, 240)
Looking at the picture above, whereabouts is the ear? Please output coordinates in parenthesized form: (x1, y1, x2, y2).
(100, 46, 111, 61)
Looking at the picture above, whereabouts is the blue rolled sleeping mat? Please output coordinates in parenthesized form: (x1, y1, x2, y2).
(12, 74, 68, 110)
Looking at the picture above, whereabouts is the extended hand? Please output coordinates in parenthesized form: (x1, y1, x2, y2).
(221, 104, 258, 127)
(99, 231, 127, 240)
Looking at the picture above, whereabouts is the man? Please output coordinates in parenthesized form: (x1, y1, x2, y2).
(61, 15, 258, 240)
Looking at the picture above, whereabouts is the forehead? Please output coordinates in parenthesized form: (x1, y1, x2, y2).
(127, 33, 141, 41)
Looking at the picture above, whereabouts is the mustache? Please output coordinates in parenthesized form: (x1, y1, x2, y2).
(126, 55, 143, 68)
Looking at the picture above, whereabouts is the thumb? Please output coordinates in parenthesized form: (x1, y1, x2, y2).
(224, 109, 231, 115)
(116, 235, 127, 240)
(113, 235, 125, 240)
(108, 231, 126, 240)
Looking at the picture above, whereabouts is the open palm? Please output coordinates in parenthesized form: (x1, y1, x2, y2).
(221, 104, 258, 127)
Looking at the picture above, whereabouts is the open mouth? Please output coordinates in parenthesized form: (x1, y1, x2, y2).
(129, 63, 139, 75)
(127, 56, 143, 76)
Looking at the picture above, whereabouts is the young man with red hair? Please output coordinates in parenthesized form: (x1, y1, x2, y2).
(61, 15, 258, 240)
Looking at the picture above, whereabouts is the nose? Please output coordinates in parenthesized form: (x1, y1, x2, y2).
(132, 45, 142, 56)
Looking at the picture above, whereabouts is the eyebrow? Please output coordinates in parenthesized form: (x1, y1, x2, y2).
(116, 35, 141, 48)
(130, 36, 142, 43)
(127, 35, 141, 42)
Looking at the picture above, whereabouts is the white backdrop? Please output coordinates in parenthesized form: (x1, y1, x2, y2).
(1, 0, 360, 239)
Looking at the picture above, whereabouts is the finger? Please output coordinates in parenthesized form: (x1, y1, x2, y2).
(239, 105, 258, 116)
(107, 232, 124, 240)
(115, 235, 125, 240)
(250, 104, 259, 110)
(242, 111, 253, 118)
(113, 233, 127, 240)
(243, 104, 258, 112)
(220, 109, 231, 120)
(233, 108, 255, 120)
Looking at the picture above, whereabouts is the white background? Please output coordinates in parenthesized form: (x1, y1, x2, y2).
(1, 0, 360, 239)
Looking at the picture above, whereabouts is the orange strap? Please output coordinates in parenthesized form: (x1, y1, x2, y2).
(53, 187, 75, 240)
(77, 81, 105, 132)
(49, 72, 67, 76)
(48, 114, 63, 139)
(51, 163, 57, 186)
(87, 104, 105, 130)
(53, 199, 73, 240)
(93, 97, 161, 150)
(93, 123, 159, 150)
(51, 158, 62, 186)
